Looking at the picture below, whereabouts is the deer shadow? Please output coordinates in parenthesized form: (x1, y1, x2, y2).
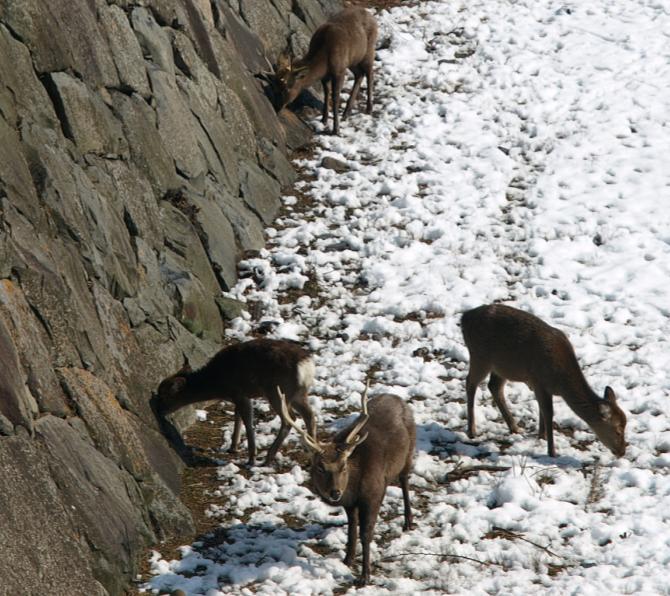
(144, 520, 352, 594)
(417, 421, 584, 470)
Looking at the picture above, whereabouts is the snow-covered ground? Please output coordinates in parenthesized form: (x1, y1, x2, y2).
(145, 0, 670, 593)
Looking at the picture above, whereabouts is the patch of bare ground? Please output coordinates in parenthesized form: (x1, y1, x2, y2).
(128, 405, 235, 594)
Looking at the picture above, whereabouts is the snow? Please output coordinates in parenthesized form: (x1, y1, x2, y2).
(145, 0, 670, 594)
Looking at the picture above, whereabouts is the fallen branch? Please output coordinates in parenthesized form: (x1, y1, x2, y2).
(485, 526, 560, 559)
(380, 552, 503, 567)
(445, 463, 511, 482)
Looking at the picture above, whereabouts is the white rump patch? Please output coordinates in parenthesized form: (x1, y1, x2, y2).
(297, 357, 315, 389)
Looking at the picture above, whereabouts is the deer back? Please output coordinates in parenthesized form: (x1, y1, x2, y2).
(308, 8, 377, 72)
(462, 304, 590, 396)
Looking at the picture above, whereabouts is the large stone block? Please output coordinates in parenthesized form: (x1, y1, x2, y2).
(187, 189, 239, 290)
(0, 317, 37, 433)
(101, 4, 151, 97)
(48, 71, 127, 156)
(0, 434, 107, 595)
(238, 0, 287, 58)
(150, 70, 208, 180)
(35, 415, 154, 594)
(0, 0, 119, 86)
(0, 280, 69, 417)
(112, 91, 180, 195)
(239, 158, 281, 224)
(0, 24, 58, 129)
(212, 184, 266, 252)
(131, 6, 176, 76)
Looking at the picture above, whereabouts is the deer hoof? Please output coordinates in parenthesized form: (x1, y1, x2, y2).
(355, 574, 370, 587)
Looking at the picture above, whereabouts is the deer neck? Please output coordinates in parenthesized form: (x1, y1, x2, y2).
(559, 373, 603, 425)
(294, 55, 328, 88)
(175, 368, 220, 407)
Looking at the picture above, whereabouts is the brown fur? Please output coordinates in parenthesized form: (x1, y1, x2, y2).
(300, 394, 415, 585)
(152, 339, 316, 466)
(461, 304, 627, 458)
(275, 8, 378, 135)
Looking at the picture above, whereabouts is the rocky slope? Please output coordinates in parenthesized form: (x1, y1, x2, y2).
(0, 0, 340, 593)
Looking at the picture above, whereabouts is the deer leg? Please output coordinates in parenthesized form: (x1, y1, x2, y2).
(465, 359, 488, 438)
(343, 72, 363, 119)
(538, 404, 546, 439)
(535, 389, 555, 457)
(321, 78, 330, 125)
(291, 389, 317, 439)
(344, 506, 359, 567)
(365, 63, 373, 114)
(488, 373, 519, 434)
(263, 416, 290, 466)
(237, 398, 256, 466)
(331, 73, 344, 135)
(228, 407, 242, 453)
(264, 388, 298, 465)
(358, 498, 381, 586)
(400, 471, 413, 531)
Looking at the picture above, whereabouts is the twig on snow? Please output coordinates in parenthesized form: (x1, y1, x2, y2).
(486, 526, 560, 559)
(380, 551, 503, 567)
(445, 463, 511, 482)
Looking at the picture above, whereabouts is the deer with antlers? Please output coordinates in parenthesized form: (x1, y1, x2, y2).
(278, 384, 415, 585)
(273, 7, 378, 135)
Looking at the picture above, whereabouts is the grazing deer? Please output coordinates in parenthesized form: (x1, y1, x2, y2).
(151, 339, 316, 466)
(279, 385, 415, 585)
(461, 304, 627, 458)
(273, 7, 378, 135)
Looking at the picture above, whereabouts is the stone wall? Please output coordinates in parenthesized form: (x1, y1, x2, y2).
(0, 0, 340, 593)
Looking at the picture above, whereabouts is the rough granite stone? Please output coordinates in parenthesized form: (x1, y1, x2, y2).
(101, 4, 152, 97)
(48, 71, 127, 155)
(239, 159, 282, 224)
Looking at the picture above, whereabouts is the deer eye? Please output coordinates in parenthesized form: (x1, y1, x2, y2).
(317, 462, 326, 474)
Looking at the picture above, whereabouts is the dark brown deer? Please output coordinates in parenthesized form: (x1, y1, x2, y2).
(279, 385, 415, 585)
(274, 7, 378, 135)
(461, 304, 627, 458)
(151, 339, 316, 466)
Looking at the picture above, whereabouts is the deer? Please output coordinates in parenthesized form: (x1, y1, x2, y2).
(273, 7, 378, 135)
(278, 384, 415, 585)
(151, 338, 316, 467)
(461, 303, 627, 458)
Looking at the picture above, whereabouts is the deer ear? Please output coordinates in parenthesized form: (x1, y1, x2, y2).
(604, 386, 616, 403)
(178, 354, 192, 374)
(293, 65, 309, 79)
(342, 431, 369, 459)
(598, 401, 612, 421)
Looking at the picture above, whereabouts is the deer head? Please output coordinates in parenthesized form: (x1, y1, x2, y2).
(273, 52, 310, 111)
(593, 386, 627, 457)
(278, 384, 370, 504)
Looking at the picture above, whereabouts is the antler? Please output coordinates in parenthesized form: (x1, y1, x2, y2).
(344, 381, 370, 446)
(259, 53, 276, 79)
(277, 386, 323, 453)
